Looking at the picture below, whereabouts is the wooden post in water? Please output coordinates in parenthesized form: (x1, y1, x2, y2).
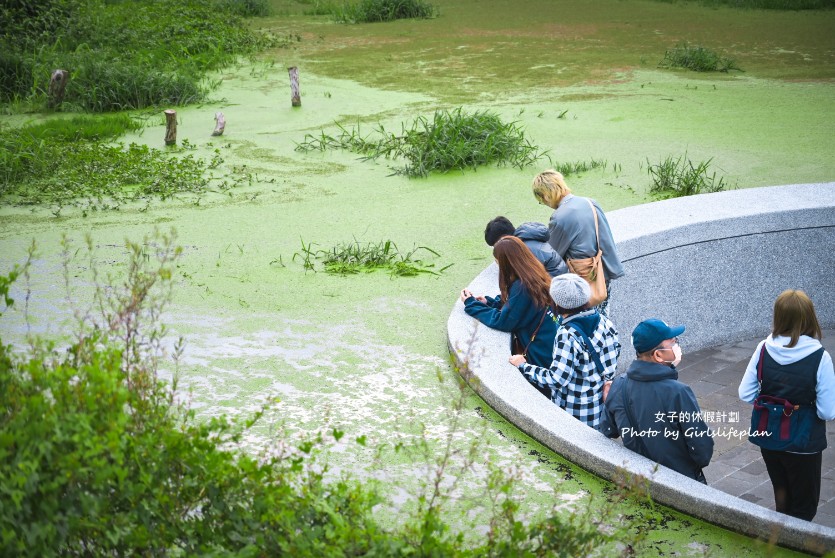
(47, 69, 69, 109)
(212, 112, 225, 136)
(288, 66, 301, 107)
(164, 109, 177, 145)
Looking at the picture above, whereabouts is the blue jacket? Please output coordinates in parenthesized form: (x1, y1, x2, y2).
(599, 359, 714, 480)
(514, 222, 569, 277)
(463, 280, 557, 368)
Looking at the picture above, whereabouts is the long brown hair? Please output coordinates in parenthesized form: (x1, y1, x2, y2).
(772, 289, 822, 348)
(493, 236, 552, 309)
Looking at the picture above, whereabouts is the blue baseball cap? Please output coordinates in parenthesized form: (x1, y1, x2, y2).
(631, 318, 685, 353)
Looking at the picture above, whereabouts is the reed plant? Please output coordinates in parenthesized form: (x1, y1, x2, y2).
(646, 154, 728, 198)
(659, 43, 741, 73)
(296, 109, 546, 178)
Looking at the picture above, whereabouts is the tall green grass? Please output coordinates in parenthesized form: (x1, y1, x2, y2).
(332, 0, 438, 23)
(646, 154, 729, 198)
(0, 0, 278, 111)
(296, 109, 546, 177)
(659, 43, 741, 73)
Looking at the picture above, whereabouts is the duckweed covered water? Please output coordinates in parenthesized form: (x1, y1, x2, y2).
(1, 0, 833, 554)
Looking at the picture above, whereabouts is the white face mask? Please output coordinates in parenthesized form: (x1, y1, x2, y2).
(657, 343, 682, 367)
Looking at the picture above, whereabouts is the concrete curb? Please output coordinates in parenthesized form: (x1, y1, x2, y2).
(447, 183, 835, 555)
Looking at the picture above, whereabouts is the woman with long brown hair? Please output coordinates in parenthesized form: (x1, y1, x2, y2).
(738, 289, 835, 521)
(461, 236, 557, 394)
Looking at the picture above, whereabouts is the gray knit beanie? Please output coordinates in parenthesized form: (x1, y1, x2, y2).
(549, 273, 591, 310)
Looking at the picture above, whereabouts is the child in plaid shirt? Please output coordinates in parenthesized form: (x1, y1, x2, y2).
(510, 274, 620, 428)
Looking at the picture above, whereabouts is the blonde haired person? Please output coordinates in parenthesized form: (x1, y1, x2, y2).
(532, 170, 624, 316)
(738, 290, 835, 521)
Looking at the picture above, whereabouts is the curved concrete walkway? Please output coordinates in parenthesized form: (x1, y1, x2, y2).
(448, 183, 835, 555)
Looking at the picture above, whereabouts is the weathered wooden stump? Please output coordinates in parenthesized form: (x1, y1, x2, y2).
(288, 66, 301, 107)
(47, 69, 69, 109)
(212, 112, 225, 136)
(164, 109, 177, 145)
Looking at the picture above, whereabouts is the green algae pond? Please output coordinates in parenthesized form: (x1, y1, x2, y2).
(1, 0, 834, 555)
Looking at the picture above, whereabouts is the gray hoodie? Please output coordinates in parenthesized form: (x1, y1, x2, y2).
(514, 222, 569, 277)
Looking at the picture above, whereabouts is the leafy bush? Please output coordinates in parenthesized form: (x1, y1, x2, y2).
(659, 43, 741, 72)
(296, 108, 546, 177)
(646, 153, 729, 198)
(0, 233, 654, 556)
(0, 0, 277, 109)
(333, 0, 438, 23)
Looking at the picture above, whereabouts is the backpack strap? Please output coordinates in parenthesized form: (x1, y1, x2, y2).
(756, 344, 765, 393)
(564, 320, 605, 375)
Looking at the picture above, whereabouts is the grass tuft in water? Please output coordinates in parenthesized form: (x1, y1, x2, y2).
(659, 43, 741, 73)
(551, 159, 608, 177)
(646, 153, 729, 198)
(293, 238, 450, 276)
(296, 108, 546, 178)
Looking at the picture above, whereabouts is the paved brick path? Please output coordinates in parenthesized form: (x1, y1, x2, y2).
(677, 330, 835, 528)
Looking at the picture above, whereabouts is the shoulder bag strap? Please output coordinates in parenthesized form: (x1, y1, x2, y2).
(586, 198, 601, 254)
(756, 344, 766, 394)
(520, 309, 549, 356)
(564, 321, 605, 375)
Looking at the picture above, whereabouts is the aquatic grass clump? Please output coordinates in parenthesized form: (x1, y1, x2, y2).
(659, 43, 741, 73)
(295, 109, 546, 178)
(552, 159, 608, 177)
(332, 0, 438, 23)
(646, 154, 728, 198)
(293, 238, 450, 276)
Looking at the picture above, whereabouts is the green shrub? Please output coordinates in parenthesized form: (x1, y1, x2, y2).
(646, 153, 729, 198)
(659, 43, 741, 72)
(296, 108, 546, 177)
(333, 0, 438, 23)
(0, 0, 276, 109)
(0, 234, 653, 556)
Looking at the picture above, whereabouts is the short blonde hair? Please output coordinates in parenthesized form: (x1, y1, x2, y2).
(772, 289, 822, 348)
(532, 170, 571, 208)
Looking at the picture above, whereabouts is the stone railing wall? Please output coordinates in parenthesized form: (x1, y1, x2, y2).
(447, 183, 835, 555)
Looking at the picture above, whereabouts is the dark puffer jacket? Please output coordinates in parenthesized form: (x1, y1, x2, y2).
(598, 359, 714, 481)
(514, 222, 569, 277)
